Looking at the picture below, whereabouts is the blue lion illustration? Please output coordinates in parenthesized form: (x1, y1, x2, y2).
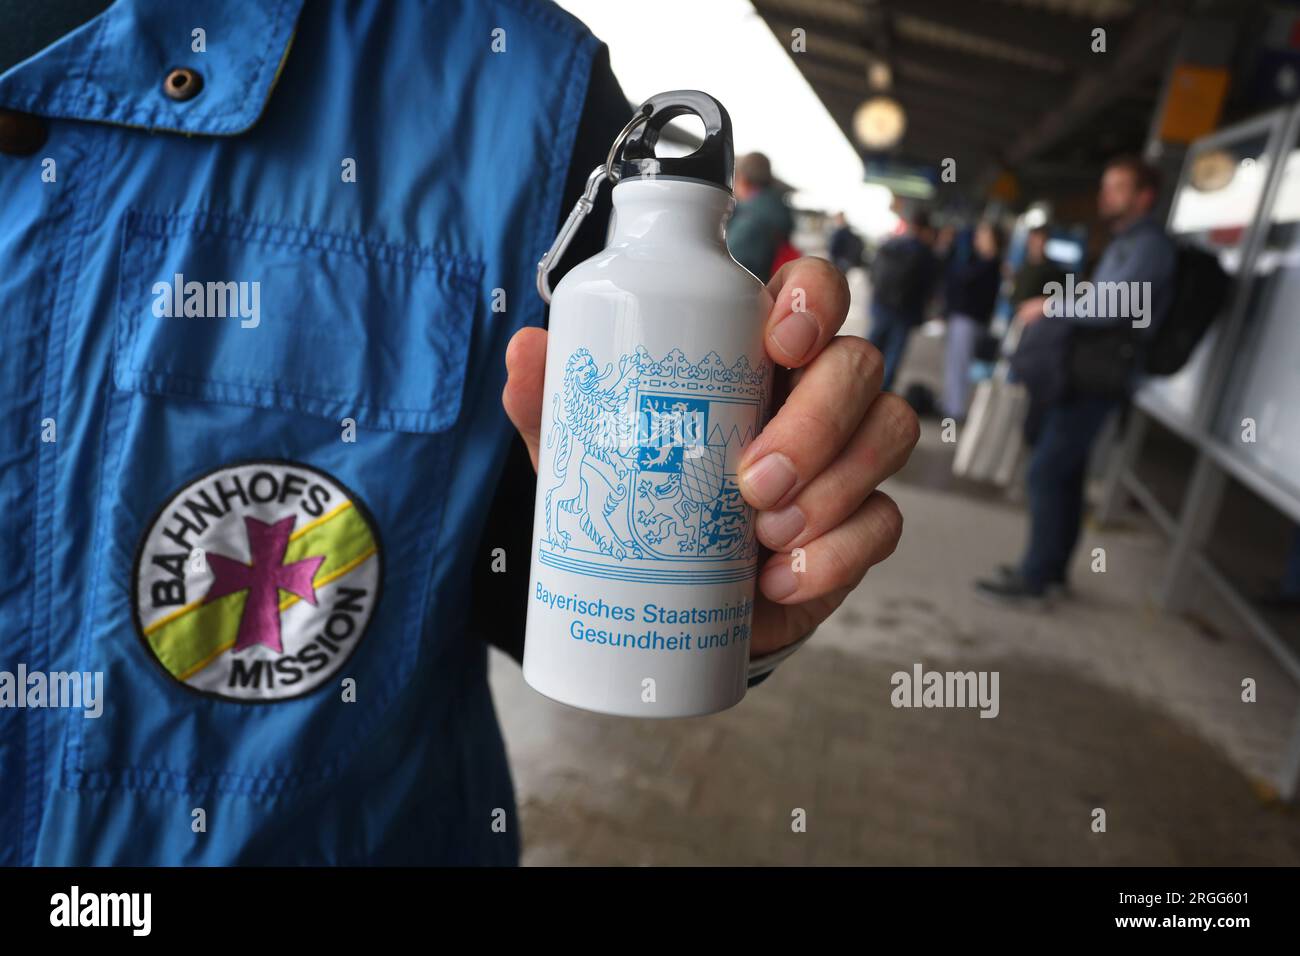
(544, 348, 644, 560)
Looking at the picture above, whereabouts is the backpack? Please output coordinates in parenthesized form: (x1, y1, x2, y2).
(871, 238, 930, 316)
(1066, 242, 1230, 397)
(1144, 243, 1230, 375)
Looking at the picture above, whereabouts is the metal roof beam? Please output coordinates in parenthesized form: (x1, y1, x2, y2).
(890, 37, 1071, 97)
(893, 50, 1064, 111)
(892, 0, 1110, 72)
(799, 58, 1048, 123)
(1002, 4, 1183, 167)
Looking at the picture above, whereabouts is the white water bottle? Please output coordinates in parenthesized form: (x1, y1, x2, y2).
(524, 91, 774, 717)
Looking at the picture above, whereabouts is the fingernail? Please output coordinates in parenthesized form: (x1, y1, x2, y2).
(761, 561, 799, 601)
(741, 453, 797, 509)
(757, 504, 805, 549)
(770, 311, 819, 363)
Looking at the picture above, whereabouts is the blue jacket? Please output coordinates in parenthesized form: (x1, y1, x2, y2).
(0, 0, 605, 865)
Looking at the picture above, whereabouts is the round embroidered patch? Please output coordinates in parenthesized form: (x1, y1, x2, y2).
(133, 460, 382, 702)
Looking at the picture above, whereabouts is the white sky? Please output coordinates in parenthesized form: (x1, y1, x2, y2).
(556, 0, 899, 238)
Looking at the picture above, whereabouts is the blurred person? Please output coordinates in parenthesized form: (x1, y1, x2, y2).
(1008, 224, 1068, 441)
(938, 223, 970, 302)
(976, 155, 1175, 606)
(933, 223, 957, 260)
(828, 212, 864, 274)
(1011, 224, 1067, 309)
(0, 0, 919, 866)
(868, 208, 938, 392)
(941, 221, 1004, 422)
(727, 151, 794, 282)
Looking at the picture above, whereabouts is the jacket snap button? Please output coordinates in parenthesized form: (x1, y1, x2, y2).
(0, 109, 49, 156)
(163, 67, 203, 101)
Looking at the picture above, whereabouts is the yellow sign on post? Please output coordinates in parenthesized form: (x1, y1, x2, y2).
(1159, 64, 1230, 144)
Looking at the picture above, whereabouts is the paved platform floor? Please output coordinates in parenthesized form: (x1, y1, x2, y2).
(490, 302, 1300, 865)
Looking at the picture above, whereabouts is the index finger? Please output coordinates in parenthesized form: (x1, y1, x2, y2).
(763, 257, 850, 369)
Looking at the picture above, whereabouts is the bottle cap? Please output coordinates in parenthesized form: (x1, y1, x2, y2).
(616, 90, 734, 192)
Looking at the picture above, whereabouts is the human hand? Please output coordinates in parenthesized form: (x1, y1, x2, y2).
(1016, 296, 1048, 325)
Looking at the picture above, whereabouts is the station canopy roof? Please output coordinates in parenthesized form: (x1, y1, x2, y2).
(751, 0, 1198, 199)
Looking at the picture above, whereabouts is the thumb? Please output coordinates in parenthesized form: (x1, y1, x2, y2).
(502, 327, 547, 471)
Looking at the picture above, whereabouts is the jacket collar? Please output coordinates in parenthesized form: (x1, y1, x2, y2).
(0, 0, 304, 136)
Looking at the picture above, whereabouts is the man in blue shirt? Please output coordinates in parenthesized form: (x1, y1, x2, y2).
(0, 0, 918, 864)
(977, 155, 1176, 606)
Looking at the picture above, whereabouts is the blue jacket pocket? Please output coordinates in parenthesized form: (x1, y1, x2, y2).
(114, 209, 480, 433)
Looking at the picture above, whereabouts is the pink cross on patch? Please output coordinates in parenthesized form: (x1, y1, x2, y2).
(203, 515, 326, 654)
